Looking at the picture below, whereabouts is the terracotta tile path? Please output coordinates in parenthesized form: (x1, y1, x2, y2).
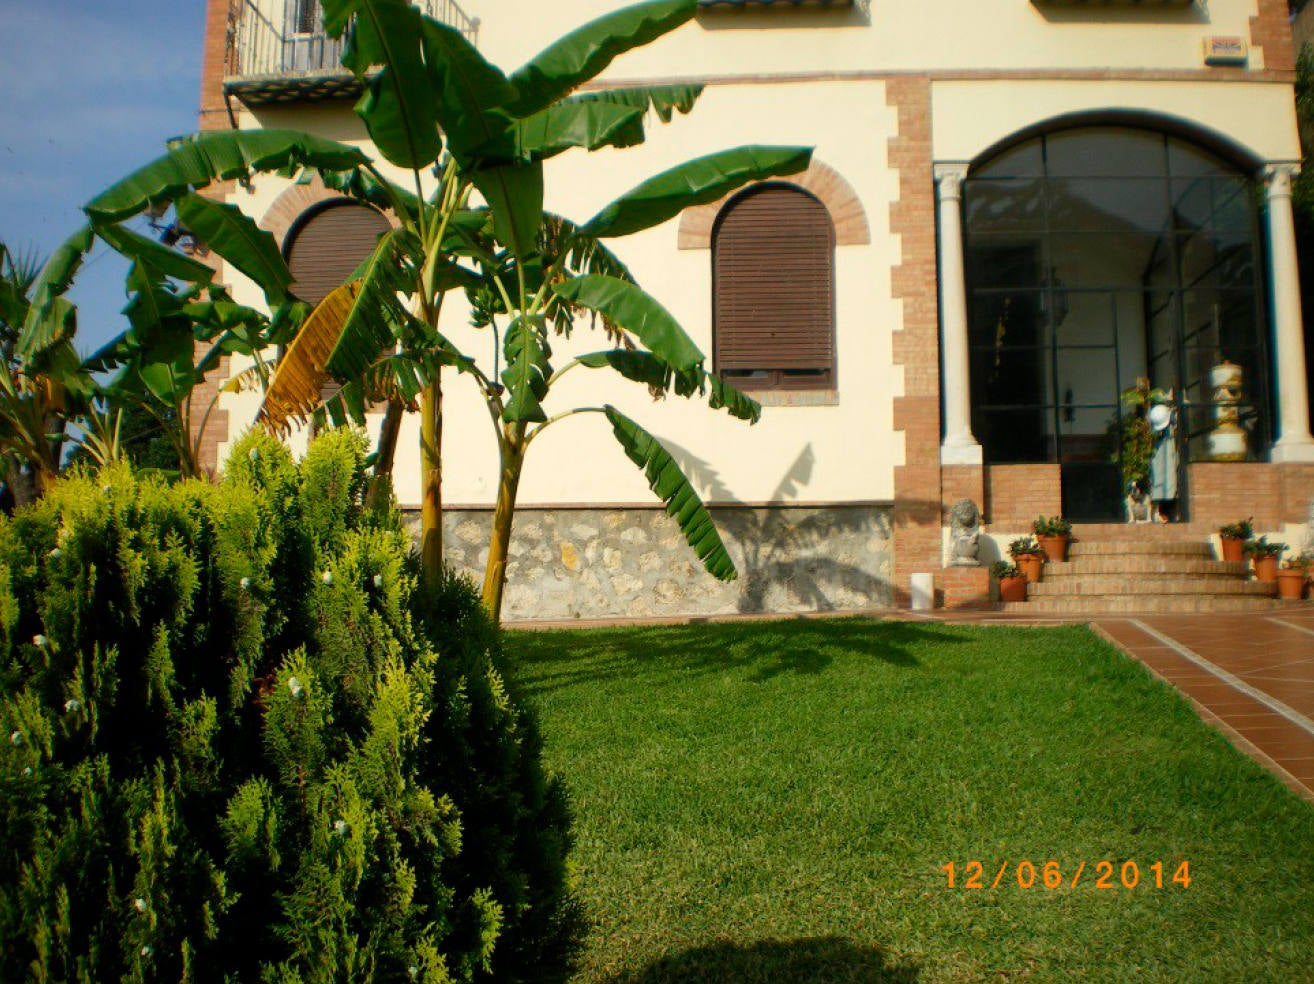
(1091, 610, 1314, 802)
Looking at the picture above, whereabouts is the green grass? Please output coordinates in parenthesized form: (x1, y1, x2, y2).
(504, 619, 1314, 984)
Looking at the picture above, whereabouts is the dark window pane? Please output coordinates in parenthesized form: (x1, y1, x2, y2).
(1168, 138, 1232, 178)
(1045, 128, 1165, 177)
(1048, 177, 1170, 234)
(964, 178, 1046, 232)
(974, 140, 1043, 178)
(1053, 289, 1115, 346)
(1050, 232, 1159, 289)
(969, 290, 1045, 350)
(965, 239, 1045, 288)
(974, 408, 1054, 462)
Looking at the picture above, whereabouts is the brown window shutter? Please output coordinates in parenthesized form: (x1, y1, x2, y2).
(713, 184, 835, 389)
(284, 200, 391, 306)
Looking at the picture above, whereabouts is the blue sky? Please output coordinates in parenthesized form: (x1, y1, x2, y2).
(0, 0, 205, 354)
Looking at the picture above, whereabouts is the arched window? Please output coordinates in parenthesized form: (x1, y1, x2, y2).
(713, 184, 835, 391)
(284, 200, 390, 305)
(963, 125, 1269, 518)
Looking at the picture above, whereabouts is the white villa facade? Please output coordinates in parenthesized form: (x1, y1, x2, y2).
(198, 0, 1314, 617)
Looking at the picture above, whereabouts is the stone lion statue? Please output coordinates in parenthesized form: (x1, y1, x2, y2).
(948, 498, 981, 567)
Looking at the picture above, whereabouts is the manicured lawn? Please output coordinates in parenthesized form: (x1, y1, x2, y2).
(504, 619, 1314, 984)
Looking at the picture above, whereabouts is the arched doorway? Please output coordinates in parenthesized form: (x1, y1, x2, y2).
(963, 126, 1270, 520)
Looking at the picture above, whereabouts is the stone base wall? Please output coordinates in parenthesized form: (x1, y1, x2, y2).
(405, 504, 895, 622)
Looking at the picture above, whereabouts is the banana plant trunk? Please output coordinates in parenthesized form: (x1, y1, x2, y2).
(481, 434, 525, 624)
(368, 398, 405, 507)
(420, 378, 443, 588)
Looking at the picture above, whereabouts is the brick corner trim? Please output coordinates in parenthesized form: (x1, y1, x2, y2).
(1250, 0, 1295, 74)
(677, 158, 871, 249)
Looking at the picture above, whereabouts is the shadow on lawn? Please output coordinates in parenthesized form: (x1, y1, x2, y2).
(507, 618, 975, 697)
(601, 936, 921, 984)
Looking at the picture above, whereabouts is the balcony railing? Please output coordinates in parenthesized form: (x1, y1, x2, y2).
(225, 0, 479, 106)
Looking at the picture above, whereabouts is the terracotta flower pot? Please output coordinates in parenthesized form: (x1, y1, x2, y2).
(1220, 536, 1246, 564)
(1015, 554, 1044, 584)
(1276, 569, 1308, 600)
(1037, 534, 1069, 562)
(1252, 555, 1279, 583)
(998, 575, 1027, 603)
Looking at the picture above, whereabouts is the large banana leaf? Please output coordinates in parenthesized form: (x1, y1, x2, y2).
(174, 194, 293, 303)
(507, 100, 646, 161)
(258, 283, 361, 436)
(93, 223, 216, 285)
(577, 349, 761, 423)
(603, 405, 737, 581)
(85, 130, 368, 223)
(500, 315, 552, 423)
(472, 162, 544, 260)
(581, 146, 813, 240)
(331, 0, 441, 169)
(553, 275, 703, 371)
(505, 0, 698, 118)
(420, 19, 517, 163)
(567, 83, 704, 122)
(17, 225, 94, 366)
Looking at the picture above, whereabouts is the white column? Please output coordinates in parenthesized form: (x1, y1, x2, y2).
(935, 164, 982, 465)
(1264, 163, 1314, 463)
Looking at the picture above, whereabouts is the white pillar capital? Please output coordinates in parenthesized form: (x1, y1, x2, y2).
(934, 163, 969, 201)
(1262, 162, 1301, 197)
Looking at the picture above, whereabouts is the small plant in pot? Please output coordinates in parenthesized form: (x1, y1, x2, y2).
(1033, 515, 1073, 562)
(992, 560, 1027, 603)
(1245, 535, 1286, 584)
(1009, 536, 1046, 584)
(1218, 517, 1254, 564)
(1276, 554, 1311, 601)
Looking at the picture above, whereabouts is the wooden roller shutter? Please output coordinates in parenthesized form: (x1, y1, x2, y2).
(713, 184, 835, 389)
(285, 201, 391, 305)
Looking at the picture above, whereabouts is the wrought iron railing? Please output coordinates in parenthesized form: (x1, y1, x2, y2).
(226, 0, 479, 78)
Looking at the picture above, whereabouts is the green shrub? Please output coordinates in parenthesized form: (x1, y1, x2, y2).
(0, 430, 579, 983)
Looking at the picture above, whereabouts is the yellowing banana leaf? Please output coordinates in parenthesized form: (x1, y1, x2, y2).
(258, 283, 360, 436)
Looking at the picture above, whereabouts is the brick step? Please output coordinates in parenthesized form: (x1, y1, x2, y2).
(1042, 557, 1248, 577)
(1002, 596, 1289, 615)
(1027, 576, 1272, 597)
(1068, 540, 1215, 558)
(1069, 523, 1216, 538)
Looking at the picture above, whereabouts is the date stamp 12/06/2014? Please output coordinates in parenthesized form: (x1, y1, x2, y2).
(941, 860, 1191, 891)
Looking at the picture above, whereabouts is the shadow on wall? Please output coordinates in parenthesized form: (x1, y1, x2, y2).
(601, 936, 921, 984)
(696, 0, 872, 31)
(1030, 0, 1209, 25)
(508, 616, 979, 696)
(662, 441, 893, 613)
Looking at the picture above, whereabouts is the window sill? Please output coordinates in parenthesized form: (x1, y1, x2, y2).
(747, 389, 839, 407)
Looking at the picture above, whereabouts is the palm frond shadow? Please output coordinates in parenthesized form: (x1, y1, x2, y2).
(659, 441, 893, 613)
(508, 618, 978, 696)
(601, 936, 920, 984)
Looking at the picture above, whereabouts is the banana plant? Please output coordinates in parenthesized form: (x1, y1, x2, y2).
(0, 243, 93, 503)
(252, 0, 812, 620)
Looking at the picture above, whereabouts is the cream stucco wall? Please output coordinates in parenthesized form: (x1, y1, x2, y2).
(931, 79, 1300, 166)
(220, 80, 902, 507)
(479, 0, 1273, 77)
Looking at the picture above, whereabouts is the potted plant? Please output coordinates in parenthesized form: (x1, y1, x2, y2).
(991, 560, 1027, 603)
(1276, 554, 1311, 601)
(1217, 517, 1253, 564)
(1245, 536, 1286, 584)
(1033, 515, 1073, 562)
(1009, 536, 1046, 584)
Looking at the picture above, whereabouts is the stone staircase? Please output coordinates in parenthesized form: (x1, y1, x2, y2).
(1001, 524, 1290, 615)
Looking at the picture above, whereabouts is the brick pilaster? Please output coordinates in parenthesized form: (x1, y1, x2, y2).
(1250, 0, 1295, 74)
(200, 0, 234, 131)
(887, 76, 944, 606)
